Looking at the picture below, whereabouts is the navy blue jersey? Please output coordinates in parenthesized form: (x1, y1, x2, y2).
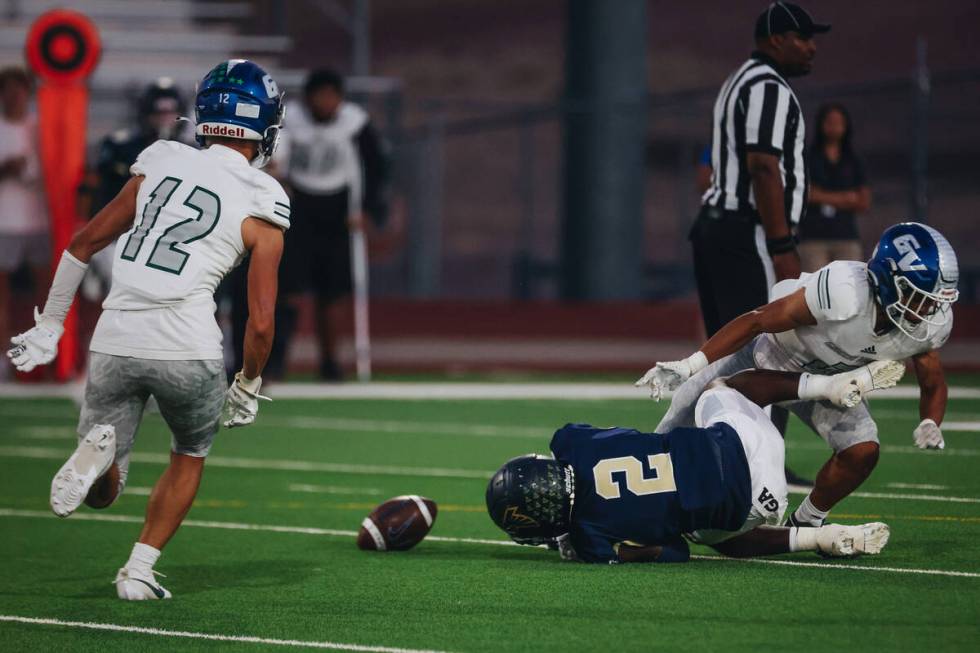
(550, 423, 752, 563)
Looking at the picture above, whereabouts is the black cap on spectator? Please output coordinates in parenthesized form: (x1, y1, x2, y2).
(755, 2, 831, 40)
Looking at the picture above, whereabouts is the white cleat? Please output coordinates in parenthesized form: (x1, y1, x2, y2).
(114, 567, 172, 600)
(826, 360, 906, 408)
(50, 424, 116, 517)
(816, 522, 891, 557)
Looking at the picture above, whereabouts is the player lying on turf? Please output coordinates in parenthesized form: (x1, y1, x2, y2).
(636, 222, 957, 528)
(486, 362, 902, 563)
(6, 60, 288, 600)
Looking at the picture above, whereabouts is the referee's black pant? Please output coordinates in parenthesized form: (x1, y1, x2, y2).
(689, 206, 795, 469)
(689, 207, 774, 337)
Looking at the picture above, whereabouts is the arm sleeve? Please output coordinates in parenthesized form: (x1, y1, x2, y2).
(803, 262, 862, 322)
(354, 121, 390, 225)
(743, 82, 790, 156)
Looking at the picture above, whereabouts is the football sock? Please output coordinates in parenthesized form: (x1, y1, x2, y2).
(788, 526, 819, 552)
(126, 542, 161, 575)
(792, 495, 829, 527)
(797, 373, 833, 401)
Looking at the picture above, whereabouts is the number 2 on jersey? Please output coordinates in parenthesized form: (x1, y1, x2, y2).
(120, 177, 221, 275)
(592, 454, 677, 500)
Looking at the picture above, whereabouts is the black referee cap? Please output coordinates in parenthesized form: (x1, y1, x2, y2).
(755, 2, 831, 39)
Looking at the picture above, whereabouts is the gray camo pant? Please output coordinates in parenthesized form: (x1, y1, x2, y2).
(77, 352, 225, 493)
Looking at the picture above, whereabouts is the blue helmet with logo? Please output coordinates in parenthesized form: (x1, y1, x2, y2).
(867, 222, 959, 341)
(194, 59, 284, 168)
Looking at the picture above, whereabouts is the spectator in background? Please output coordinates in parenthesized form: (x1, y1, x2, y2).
(268, 68, 389, 380)
(0, 67, 47, 375)
(90, 78, 187, 214)
(798, 103, 871, 271)
(80, 79, 187, 300)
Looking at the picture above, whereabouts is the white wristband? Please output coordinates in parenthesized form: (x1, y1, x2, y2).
(235, 371, 263, 394)
(687, 351, 709, 375)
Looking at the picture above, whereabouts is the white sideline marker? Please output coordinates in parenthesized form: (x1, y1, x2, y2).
(0, 615, 450, 653)
(1, 509, 978, 579)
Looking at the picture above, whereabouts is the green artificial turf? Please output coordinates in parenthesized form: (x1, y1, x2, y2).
(1, 393, 978, 652)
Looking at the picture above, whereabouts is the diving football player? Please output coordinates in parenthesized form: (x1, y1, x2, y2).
(487, 363, 899, 563)
(637, 222, 957, 527)
(7, 60, 289, 599)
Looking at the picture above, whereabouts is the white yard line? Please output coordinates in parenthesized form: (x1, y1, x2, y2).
(4, 381, 980, 401)
(687, 556, 980, 578)
(786, 488, 980, 504)
(0, 446, 493, 479)
(0, 615, 450, 653)
(941, 422, 980, 432)
(272, 416, 545, 439)
(886, 482, 949, 490)
(0, 508, 977, 579)
(289, 484, 384, 496)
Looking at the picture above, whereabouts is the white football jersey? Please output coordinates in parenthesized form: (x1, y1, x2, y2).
(89, 140, 290, 360)
(760, 260, 951, 374)
(274, 101, 366, 197)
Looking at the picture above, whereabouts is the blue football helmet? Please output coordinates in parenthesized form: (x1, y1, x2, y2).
(867, 222, 959, 341)
(194, 59, 284, 168)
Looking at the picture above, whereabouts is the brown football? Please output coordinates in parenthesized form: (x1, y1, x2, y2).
(357, 495, 438, 551)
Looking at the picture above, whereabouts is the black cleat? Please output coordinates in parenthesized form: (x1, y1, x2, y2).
(784, 466, 814, 490)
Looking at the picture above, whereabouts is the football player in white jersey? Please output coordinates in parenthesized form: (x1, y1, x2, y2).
(6, 60, 289, 600)
(636, 222, 958, 531)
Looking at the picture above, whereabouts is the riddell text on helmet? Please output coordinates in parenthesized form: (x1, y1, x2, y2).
(201, 124, 246, 137)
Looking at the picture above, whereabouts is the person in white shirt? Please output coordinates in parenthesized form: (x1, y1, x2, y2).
(268, 68, 388, 380)
(636, 222, 957, 531)
(6, 60, 288, 600)
(0, 67, 48, 367)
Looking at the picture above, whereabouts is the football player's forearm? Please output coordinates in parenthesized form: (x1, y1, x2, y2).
(914, 352, 947, 424)
(918, 382, 947, 424)
(241, 321, 273, 380)
(68, 176, 141, 262)
(700, 311, 763, 363)
(722, 369, 803, 407)
(710, 527, 790, 558)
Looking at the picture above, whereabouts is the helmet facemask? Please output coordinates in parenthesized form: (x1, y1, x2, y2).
(883, 271, 959, 342)
(252, 98, 285, 169)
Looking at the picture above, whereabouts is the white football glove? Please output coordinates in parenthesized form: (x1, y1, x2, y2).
(7, 307, 64, 372)
(913, 418, 944, 450)
(634, 352, 708, 401)
(222, 371, 270, 428)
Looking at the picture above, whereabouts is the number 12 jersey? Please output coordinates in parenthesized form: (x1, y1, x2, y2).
(90, 140, 290, 360)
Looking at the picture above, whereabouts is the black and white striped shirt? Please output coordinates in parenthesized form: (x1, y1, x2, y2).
(702, 52, 807, 226)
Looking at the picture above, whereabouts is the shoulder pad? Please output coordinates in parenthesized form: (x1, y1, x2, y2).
(129, 140, 197, 177)
(804, 261, 865, 322)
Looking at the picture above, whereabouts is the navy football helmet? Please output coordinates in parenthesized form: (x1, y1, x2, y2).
(486, 454, 575, 545)
(867, 222, 959, 341)
(194, 59, 284, 168)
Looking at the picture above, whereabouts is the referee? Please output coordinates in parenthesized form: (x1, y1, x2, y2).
(691, 2, 829, 486)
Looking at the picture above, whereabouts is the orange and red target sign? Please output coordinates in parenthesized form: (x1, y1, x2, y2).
(25, 10, 101, 380)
